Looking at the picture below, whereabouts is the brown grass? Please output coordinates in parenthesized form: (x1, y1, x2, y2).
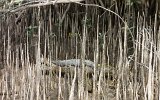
(0, 0, 159, 100)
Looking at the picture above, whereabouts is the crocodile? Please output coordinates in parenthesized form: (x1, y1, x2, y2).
(41, 59, 95, 77)
(52, 59, 95, 68)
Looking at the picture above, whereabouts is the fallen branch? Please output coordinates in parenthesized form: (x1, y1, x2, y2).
(11, 0, 84, 12)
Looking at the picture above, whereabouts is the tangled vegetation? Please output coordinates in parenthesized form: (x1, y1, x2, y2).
(0, 0, 159, 100)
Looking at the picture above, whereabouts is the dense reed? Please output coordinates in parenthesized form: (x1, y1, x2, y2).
(0, 0, 159, 100)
